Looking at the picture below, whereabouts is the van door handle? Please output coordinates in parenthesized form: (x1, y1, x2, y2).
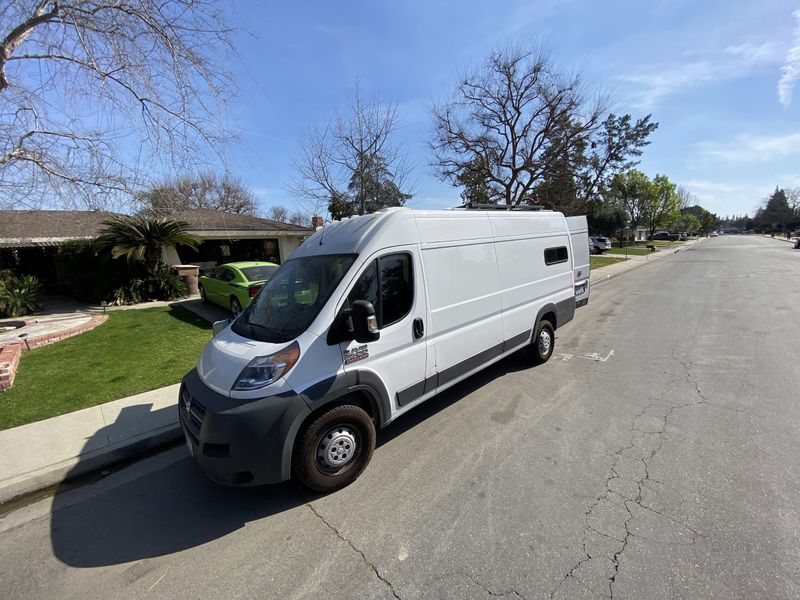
(413, 318, 424, 339)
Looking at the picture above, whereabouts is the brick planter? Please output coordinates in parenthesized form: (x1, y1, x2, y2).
(0, 343, 23, 391)
(23, 314, 108, 350)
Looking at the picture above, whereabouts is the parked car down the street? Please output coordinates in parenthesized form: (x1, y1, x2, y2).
(649, 231, 679, 241)
(198, 261, 280, 316)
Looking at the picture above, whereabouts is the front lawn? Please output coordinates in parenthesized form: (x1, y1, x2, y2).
(591, 256, 626, 269)
(604, 247, 655, 256)
(0, 305, 211, 430)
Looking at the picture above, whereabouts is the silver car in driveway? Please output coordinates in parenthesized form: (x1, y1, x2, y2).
(591, 236, 612, 253)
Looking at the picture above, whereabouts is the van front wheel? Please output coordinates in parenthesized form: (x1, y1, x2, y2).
(293, 405, 376, 492)
(529, 320, 555, 365)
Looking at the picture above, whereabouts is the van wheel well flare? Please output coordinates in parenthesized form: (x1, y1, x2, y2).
(292, 404, 376, 492)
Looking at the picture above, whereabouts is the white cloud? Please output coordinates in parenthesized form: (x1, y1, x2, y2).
(621, 61, 721, 110)
(620, 40, 779, 110)
(680, 179, 774, 216)
(778, 9, 800, 107)
(725, 41, 781, 65)
(681, 179, 740, 194)
(694, 131, 800, 163)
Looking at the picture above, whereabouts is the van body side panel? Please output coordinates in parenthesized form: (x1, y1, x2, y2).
(493, 234, 572, 338)
(417, 214, 503, 378)
(555, 297, 576, 327)
(339, 244, 428, 420)
(566, 216, 590, 307)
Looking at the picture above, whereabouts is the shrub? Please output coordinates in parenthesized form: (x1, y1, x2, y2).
(57, 242, 186, 305)
(141, 262, 188, 301)
(111, 263, 187, 305)
(0, 274, 42, 317)
(56, 240, 135, 303)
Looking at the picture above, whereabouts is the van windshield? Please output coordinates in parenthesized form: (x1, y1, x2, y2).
(232, 254, 356, 343)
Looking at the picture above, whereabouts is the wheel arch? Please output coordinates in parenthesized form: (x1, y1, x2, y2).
(279, 376, 387, 481)
(535, 303, 558, 331)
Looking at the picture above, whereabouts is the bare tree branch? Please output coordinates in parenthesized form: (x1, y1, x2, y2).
(0, 0, 238, 210)
(430, 44, 604, 207)
(135, 172, 258, 216)
(288, 84, 412, 219)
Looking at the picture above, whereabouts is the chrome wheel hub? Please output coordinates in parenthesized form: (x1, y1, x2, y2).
(539, 329, 552, 355)
(317, 425, 357, 469)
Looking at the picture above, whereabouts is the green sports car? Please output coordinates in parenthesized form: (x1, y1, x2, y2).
(198, 261, 280, 317)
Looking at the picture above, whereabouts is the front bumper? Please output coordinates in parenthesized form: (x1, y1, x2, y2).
(179, 368, 311, 486)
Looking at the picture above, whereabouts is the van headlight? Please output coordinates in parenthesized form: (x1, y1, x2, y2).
(232, 341, 300, 391)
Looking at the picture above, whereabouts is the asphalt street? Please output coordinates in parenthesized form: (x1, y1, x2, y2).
(1, 235, 798, 600)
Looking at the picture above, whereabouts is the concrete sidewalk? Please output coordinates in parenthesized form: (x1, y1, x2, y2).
(0, 385, 181, 503)
(0, 241, 697, 504)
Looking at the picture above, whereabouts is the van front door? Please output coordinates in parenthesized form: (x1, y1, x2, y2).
(340, 248, 429, 419)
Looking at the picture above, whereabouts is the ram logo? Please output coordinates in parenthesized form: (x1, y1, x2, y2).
(344, 345, 369, 365)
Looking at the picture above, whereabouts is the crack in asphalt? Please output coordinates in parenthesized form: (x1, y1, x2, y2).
(458, 571, 528, 599)
(549, 346, 716, 600)
(307, 503, 402, 599)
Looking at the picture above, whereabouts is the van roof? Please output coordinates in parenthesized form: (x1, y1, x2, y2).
(292, 207, 570, 259)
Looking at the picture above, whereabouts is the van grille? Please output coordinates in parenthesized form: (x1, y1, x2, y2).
(181, 387, 206, 445)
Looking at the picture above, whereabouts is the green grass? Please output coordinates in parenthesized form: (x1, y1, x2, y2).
(0, 305, 211, 430)
(604, 247, 655, 256)
(647, 240, 686, 246)
(591, 255, 627, 269)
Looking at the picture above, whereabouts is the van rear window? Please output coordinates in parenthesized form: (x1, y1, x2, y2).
(544, 246, 568, 265)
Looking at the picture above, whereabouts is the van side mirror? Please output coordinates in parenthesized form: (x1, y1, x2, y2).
(351, 300, 380, 343)
(326, 300, 380, 345)
(212, 318, 231, 337)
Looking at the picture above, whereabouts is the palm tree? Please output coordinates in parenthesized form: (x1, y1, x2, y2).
(96, 215, 199, 270)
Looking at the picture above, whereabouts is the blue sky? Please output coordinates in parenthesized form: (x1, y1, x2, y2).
(223, 0, 800, 218)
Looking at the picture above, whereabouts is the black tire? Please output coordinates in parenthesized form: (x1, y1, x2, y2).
(199, 285, 208, 304)
(292, 404, 376, 493)
(529, 319, 555, 365)
(230, 296, 242, 317)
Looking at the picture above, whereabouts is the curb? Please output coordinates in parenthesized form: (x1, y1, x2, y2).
(0, 421, 181, 505)
(590, 244, 688, 287)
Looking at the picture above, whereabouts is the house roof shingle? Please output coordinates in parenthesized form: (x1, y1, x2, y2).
(166, 208, 311, 233)
(0, 210, 118, 241)
(0, 208, 311, 247)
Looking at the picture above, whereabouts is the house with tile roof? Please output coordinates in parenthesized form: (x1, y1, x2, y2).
(0, 209, 313, 289)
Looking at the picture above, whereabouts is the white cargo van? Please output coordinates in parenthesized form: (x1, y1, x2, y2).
(179, 207, 590, 491)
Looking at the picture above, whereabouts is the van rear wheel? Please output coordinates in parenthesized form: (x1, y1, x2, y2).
(293, 405, 376, 492)
(529, 319, 555, 365)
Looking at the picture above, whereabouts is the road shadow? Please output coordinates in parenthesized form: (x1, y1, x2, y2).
(49, 348, 537, 568)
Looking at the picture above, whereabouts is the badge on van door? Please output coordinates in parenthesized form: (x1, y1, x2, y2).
(344, 345, 369, 365)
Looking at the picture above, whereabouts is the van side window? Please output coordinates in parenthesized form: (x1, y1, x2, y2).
(348, 253, 413, 328)
(544, 246, 568, 265)
(380, 254, 413, 326)
(348, 261, 379, 311)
